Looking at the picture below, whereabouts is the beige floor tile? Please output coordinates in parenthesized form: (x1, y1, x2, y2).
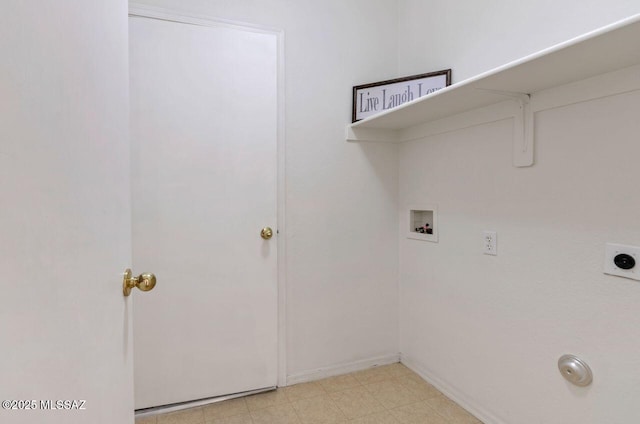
(389, 402, 448, 424)
(363, 380, 421, 409)
(395, 375, 441, 400)
(349, 411, 399, 424)
(246, 390, 290, 411)
(425, 396, 482, 423)
(376, 363, 413, 378)
(291, 394, 346, 424)
(328, 386, 385, 419)
(203, 399, 249, 421)
(448, 411, 483, 424)
(157, 407, 205, 424)
(351, 367, 393, 385)
(207, 413, 254, 424)
(317, 374, 361, 393)
(136, 415, 158, 424)
(150, 370, 478, 424)
(284, 382, 326, 402)
(251, 403, 301, 424)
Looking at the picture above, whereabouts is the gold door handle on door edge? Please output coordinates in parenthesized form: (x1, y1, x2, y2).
(261, 227, 273, 240)
(123, 269, 157, 297)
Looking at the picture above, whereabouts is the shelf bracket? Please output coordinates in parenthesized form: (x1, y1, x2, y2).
(513, 94, 534, 167)
(476, 89, 534, 167)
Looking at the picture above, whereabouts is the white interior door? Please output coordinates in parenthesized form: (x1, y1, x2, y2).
(0, 1, 133, 423)
(129, 15, 279, 409)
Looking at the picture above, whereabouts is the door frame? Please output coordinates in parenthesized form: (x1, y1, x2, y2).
(128, 3, 288, 388)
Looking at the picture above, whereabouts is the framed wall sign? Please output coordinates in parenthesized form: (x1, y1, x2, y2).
(352, 69, 451, 122)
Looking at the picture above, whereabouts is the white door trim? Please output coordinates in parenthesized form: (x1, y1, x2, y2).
(128, 3, 288, 388)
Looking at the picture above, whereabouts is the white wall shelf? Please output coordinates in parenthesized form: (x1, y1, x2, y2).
(346, 14, 640, 167)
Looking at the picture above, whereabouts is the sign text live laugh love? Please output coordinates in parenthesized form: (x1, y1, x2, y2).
(352, 69, 451, 122)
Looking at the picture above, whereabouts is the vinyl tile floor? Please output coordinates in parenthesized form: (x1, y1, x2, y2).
(135, 363, 483, 424)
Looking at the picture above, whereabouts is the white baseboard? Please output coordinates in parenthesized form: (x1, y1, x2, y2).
(286, 353, 401, 386)
(401, 354, 508, 424)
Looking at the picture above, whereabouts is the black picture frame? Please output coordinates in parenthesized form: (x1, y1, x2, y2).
(352, 69, 452, 123)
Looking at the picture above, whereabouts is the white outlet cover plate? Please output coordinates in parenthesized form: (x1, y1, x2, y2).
(604, 243, 640, 281)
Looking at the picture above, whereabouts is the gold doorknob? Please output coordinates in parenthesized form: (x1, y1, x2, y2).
(261, 227, 273, 240)
(123, 268, 157, 297)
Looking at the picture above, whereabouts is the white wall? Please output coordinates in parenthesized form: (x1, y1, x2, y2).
(397, 2, 640, 423)
(398, 0, 640, 82)
(131, 0, 401, 380)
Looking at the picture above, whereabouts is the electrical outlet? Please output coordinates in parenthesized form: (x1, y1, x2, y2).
(483, 231, 497, 256)
(604, 243, 640, 281)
